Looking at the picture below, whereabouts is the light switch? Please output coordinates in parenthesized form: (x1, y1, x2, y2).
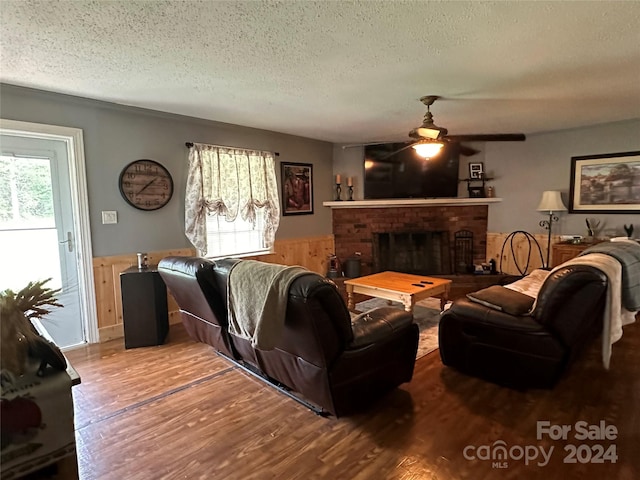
(102, 211, 118, 224)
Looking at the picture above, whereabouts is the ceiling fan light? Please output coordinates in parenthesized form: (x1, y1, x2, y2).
(413, 142, 443, 158)
(416, 126, 442, 140)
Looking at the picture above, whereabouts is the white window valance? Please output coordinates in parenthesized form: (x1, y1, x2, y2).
(185, 143, 280, 255)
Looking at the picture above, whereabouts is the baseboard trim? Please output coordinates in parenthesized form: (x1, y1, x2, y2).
(98, 323, 124, 343)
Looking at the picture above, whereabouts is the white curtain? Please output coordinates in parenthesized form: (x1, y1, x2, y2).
(185, 143, 280, 255)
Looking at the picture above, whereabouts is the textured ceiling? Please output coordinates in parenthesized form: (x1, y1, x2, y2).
(1, 1, 639, 144)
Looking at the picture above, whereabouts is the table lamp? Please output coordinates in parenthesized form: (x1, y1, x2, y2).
(537, 190, 567, 268)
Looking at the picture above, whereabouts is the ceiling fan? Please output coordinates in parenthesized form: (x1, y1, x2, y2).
(387, 95, 526, 158)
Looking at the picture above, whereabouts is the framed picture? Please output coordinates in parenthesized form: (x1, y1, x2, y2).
(281, 162, 313, 215)
(469, 162, 484, 179)
(569, 151, 640, 213)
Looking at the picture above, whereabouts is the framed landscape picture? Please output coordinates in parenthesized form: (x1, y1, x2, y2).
(569, 151, 640, 213)
(281, 162, 313, 215)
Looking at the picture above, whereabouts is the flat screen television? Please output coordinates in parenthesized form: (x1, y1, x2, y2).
(364, 142, 460, 199)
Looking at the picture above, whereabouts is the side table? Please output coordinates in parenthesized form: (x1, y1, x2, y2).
(120, 265, 169, 349)
(551, 241, 602, 267)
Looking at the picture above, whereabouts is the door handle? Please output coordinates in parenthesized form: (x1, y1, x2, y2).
(59, 231, 73, 252)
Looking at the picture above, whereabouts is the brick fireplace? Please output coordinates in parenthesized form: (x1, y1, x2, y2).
(331, 204, 489, 276)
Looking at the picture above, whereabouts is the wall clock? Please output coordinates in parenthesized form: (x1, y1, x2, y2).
(118, 159, 174, 211)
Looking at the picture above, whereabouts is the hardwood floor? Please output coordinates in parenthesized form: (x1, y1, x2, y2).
(65, 321, 640, 480)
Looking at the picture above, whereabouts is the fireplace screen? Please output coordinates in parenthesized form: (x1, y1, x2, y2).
(454, 230, 474, 274)
(372, 231, 451, 275)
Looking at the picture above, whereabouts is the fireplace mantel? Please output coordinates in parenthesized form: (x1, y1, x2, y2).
(323, 198, 502, 209)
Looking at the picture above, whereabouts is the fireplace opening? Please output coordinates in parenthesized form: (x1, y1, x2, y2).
(372, 231, 451, 275)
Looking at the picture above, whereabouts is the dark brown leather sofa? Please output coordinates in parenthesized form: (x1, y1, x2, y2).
(439, 265, 608, 388)
(158, 256, 419, 417)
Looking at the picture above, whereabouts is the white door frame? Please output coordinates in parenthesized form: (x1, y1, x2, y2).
(0, 118, 99, 344)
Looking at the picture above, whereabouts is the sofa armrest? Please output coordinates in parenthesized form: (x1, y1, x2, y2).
(349, 307, 414, 348)
(444, 298, 545, 332)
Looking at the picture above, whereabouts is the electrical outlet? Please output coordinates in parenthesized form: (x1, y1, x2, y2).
(102, 211, 118, 224)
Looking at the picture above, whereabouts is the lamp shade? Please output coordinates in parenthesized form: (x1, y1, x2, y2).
(536, 190, 567, 213)
(412, 141, 443, 158)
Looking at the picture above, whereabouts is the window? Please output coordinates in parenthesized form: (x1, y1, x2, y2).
(205, 208, 268, 258)
(185, 143, 280, 257)
(0, 155, 60, 289)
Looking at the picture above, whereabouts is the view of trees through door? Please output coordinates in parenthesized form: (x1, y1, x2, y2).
(0, 134, 86, 348)
(1, 154, 59, 287)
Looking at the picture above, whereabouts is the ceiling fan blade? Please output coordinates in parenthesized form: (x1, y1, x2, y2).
(341, 141, 403, 149)
(445, 133, 526, 142)
(459, 145, 480, 157)
(378, 142, 418, 160)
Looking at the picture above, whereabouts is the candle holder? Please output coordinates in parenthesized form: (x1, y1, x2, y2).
(335, 183, 342, 201)
(348, 185, 354, 201)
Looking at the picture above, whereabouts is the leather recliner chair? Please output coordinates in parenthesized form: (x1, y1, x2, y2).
(439, 265, 608, 388)
(158, 256, 419, 417)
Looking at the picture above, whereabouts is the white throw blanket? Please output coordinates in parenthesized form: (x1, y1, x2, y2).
(227, 260, 311, 350)
(550, 253, 637, 369)
(504, 269, 550, 298)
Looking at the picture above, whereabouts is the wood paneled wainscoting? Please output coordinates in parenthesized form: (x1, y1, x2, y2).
(242, 234, 334, 274)
(92, 235, 335, 342)
(486, 232, 561, 275)
(93, 248, 196, 342)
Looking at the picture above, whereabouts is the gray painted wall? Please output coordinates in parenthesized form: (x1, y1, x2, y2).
(0, 84, 334, 256)
(486, 120, 639, 239)
(333, 120, 639, 238)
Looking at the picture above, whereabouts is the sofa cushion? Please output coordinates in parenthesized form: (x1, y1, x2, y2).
(467, 285, 535, 316)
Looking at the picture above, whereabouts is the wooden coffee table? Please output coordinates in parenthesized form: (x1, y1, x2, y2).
(344, 271, 452, 313)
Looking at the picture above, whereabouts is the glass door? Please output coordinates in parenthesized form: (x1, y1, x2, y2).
(0, 134, 85, 347)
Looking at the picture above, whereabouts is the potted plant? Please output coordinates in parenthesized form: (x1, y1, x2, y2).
(0, 279, 66, 382)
